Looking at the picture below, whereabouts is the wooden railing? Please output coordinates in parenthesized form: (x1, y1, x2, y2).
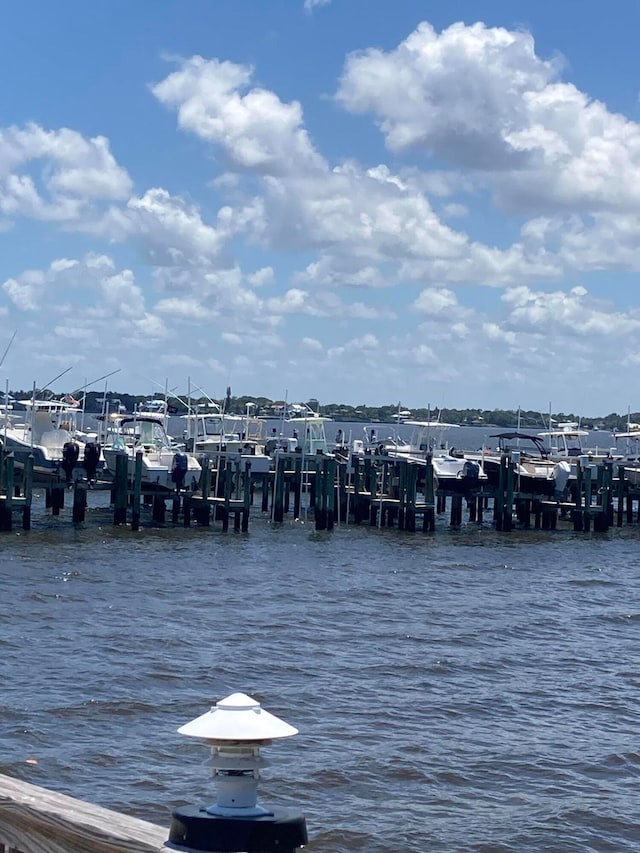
(0, 773, 167, 853)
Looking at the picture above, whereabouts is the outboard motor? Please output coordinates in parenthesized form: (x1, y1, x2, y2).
(553, 460, 571, 501)
(171, 451, 189, 491)
(461, 459, 481, 482)
(61, 441, 80, 486)
(461, 459, 481, 507)
(83, 441, 101, 486)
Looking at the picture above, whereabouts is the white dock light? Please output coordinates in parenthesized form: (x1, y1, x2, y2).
(168, 692, 307, 853)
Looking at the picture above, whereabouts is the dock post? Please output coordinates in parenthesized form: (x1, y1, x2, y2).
(113, 452, 128, 525)
(315, 457, 327, 531)
(351, 456, 362, 524)
(583, 468, 592, 532)
(261, 471, 270, 513)
(172, 493, 181, 524)
(242, 462, 251, 532)
(450, 494, 463, 527)
(616, 464, 625, 526)
(326, 457, 336, 531)
(152, 493, 166, 523)
(494, 455, 506, 530)
(273, 455, 286, 523)
(199, 463, 212, 527)
(293, 455, 302, 519)
(405, 463, 417, 532)
(0, 453, 12, 531)
(72, 480, 87, 524)
(22, 454, 33, 530)
(597, 461, 613, 531)
(503, 453, 514, 531)
(131, 451, 143, 531)
(423, 454, 435, 532)
(572, 458, 584, 532)
(183, 491, 192, 527)
(222, 461, 233, 531)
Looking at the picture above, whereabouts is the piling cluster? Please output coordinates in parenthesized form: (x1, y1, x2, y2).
(0, 448, 636, 535)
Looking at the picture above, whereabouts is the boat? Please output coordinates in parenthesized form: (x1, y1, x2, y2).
(1, 399, 98, 474)
(179, 404, 271, 474)
(102, 415, 201, 490)
(479, 432, 568, 497)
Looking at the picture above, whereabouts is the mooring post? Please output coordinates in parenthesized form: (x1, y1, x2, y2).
(131, 451, 143, 532)
(405, 463, 417, 532)
(423, 454, 435, 532)
(183, 491, 192, 528)
(315, 457, 327, 531)
(152, 493, 166, 524)
(273, 455, 286, 523)
(241, 461, 251, 532)
(0, 453, 12, 531)
(168, 693, 308, 853)
(503, 451, 514, 532)
(113, 452, 128, 525)
(72, 480, 87, 524)
(51, 480, 65, 517)
(326, 457, 336, 531)
(199, 463, 211, 527)
(221, 461, 233, 532)
(614, 464, 624, 526)
(22, 454, 33, 530)
(583, 467, 593, 532)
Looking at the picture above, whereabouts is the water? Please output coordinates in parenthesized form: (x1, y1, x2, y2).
(2, 489, 640, 850)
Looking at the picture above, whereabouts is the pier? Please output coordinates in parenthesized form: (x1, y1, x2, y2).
(3, 447, 640, 536)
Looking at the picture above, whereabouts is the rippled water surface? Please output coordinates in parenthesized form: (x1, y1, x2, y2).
(2, 498, 640, 852)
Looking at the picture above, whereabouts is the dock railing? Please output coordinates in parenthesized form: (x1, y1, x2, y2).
(0, 772, 166, 853)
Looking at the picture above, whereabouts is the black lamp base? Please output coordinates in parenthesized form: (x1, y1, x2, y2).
(167, 804, 308, 853)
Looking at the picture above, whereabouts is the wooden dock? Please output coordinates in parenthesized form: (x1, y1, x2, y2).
(2, 447, 640, 536)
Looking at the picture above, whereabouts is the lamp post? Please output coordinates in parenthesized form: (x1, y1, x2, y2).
(168, 692, 308, 853)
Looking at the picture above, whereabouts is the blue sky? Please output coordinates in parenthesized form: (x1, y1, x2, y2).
(1, 1, 640, 412)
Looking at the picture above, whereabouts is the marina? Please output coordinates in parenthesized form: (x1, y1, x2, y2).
(2, 415, 640, 537)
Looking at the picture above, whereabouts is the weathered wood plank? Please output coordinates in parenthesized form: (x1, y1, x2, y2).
(0, 773, 167, 853)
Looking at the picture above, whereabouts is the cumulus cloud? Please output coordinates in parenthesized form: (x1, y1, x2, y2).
(336, 20, 640, 213)
(502, 284, 640, 335)
(0, 123, 131, 222)
(152, 56, 326, 175)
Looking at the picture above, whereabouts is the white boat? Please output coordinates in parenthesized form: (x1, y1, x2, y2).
(1, 399, 96, 473)
(102, 415, 201, 490)
(381, 419, 460, 458)
(179, 405, 271, 474)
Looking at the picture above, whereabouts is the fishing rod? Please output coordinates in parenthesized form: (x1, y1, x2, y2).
(72, 369, 122, 403)
(38, 365, 73, 397)
(0, 330, 17, 371)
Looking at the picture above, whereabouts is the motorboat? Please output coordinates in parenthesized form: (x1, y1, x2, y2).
(479, 432, 566, 497)
(102, 415, 201, 490)
(179, 404, 271, 474)
(0, 399, 97, 473)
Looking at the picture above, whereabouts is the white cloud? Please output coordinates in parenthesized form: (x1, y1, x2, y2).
(502, 284, 640, 335)
(336, 20, 640, 213)
(413, 287, 458, 314)
(152, 57, 326, 175)
(301, 336, 323, 351)
(0, 123, 131, 222)
(304, 0, 331, 11)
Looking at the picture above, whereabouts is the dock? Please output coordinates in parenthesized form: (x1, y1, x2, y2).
(1, 448, 639, 536)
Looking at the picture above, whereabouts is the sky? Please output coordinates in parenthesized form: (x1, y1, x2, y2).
(1, 1, 640, 413)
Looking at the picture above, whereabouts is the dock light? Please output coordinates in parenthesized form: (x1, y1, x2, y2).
(168, 692, 308, 853)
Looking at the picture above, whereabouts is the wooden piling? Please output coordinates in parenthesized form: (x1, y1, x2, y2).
(131, 451, 143, 532)
(72, 481, 87, 524)
(113, 453, 128, 525)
